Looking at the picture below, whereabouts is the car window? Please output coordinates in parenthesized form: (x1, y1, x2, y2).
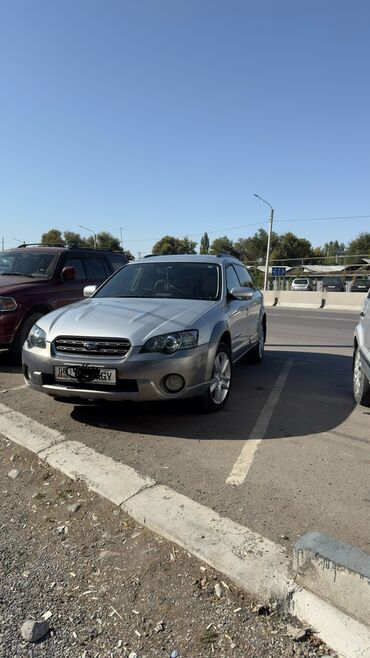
(64, 258, 86, 280)
(0, 251, 57, 278)
(106, 253, 126, 272)
(234, 265, 254, 288)
(94, 262, 221, 300)
(226, 265, 241, 293)
(84, 257, 109, 279)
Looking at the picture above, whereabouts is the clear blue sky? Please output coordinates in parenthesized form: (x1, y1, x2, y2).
(1, 0, 369, 256)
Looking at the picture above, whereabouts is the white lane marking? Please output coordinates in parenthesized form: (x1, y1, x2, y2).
(0, 384, 27, 394)
(226, 359, 293, 486)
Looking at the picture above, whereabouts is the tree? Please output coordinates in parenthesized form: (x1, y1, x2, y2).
(178, 236, 197, 254)
(152, 236, 182, 255)
(323, 240, 346, 257)
(209, 236, 240, 258)
(235, 228, 279, 263)
(347, 232, 370, 256)
(63, 231, 89, 247)
(95, 231, 121, 250)
(152, 235, 197, 255)
(41, 229, 65, 245)
(123, 249, 135, 261)
(270, 232, 312, 265)
(199, 232, 210, 254)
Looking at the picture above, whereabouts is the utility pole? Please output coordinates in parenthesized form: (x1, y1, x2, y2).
(120, 227, 123, 250)
(254, 194, 274, 291)
(1, 237, 4, 251)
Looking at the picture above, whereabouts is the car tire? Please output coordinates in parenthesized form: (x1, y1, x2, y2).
(9, 313, 43, 363)
(353, 347, 370, 406)
(196, 342, 232, 413)
(246, 322, 266, 364)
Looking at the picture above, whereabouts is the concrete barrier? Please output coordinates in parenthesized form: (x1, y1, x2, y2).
(276, 291, 324, 309)
(324, 292, 367, 311)
(293, 532, 370, 628)
(262, 291, 278, 307)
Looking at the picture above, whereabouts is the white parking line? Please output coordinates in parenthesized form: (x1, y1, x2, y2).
(0, 384, 27, 394)
(226, 359, 293, 486)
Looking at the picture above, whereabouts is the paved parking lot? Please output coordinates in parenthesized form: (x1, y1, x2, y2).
(1, 307, 369, 553)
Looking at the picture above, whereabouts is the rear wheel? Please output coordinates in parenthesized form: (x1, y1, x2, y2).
(353, 348, 370, 406)
(9, 313, 43, 363)
(196, 342, 232, 413)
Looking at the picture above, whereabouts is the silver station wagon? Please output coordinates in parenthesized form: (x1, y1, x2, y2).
(353, 289, 370, 406)
(22, 255, 266, 412)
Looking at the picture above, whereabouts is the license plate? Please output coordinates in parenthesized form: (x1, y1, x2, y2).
(54, 365, 117, 385)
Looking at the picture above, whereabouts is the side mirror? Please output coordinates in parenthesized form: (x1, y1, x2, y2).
(61, 266, 76, 281)
(83, 285, 97, 298)
(229, 287, 254, 300)
(367, 289, 370, 299)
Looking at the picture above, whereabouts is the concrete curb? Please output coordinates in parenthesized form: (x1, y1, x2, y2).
(1, 401, 370, 658)
(293, 532, 370, 628)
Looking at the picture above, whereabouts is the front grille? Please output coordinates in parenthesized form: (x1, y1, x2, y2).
(54, 336, 131, 356)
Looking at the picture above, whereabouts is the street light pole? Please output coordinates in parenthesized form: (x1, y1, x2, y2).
(78, 224, 97, 249)
(254, 194, 274, 291)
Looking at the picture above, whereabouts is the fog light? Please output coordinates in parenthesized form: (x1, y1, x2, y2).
(163, 374, 185, 393)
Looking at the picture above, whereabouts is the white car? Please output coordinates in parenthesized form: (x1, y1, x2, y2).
(291, 278, 312, 291)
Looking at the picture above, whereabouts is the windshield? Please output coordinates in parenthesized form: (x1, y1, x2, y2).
(95, 261, 222, 300)
(293, 279, 308, 284)
(0, 251, 57, 278)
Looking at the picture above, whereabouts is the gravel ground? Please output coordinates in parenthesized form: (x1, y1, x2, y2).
(0, 436, 337, 658)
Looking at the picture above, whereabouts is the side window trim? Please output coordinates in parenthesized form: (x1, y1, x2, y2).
(226, 265, 241, 295)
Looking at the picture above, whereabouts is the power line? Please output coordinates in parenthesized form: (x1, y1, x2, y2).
(275, 215, 370, 224)
(123, 214, 370, 243)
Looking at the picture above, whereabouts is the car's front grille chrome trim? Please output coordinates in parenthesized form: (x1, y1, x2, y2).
(54, 336, 131, 356)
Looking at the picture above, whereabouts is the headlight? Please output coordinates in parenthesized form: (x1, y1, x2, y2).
(28, 324, 47, 349)
(141, 330, 198, 354)
(0, 296, 17, 312)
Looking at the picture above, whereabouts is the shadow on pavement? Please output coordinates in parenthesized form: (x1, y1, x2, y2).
(70, 349, 355, 442)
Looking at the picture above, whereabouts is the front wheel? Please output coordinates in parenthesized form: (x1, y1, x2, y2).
(353, 348, 370, 406)
(196, 342, 232, 413)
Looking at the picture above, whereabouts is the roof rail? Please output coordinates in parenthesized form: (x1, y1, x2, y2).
(16, 242, 66, 248)
(216, 252, 239, 260)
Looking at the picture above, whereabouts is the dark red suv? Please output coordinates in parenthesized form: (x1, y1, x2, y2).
(0, 245, 127, 360)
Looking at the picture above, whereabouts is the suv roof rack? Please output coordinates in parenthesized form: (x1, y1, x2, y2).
(14, 243, 121, 252)
(16, 243, 66, 248)
(216, 253, 239, 260)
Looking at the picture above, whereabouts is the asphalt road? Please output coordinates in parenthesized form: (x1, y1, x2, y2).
(1, 307, 369, 555)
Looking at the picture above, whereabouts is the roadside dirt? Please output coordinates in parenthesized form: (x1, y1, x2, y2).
(0, 437, 336, 658)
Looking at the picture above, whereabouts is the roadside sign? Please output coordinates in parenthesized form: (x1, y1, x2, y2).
(272, 267, 286, 277)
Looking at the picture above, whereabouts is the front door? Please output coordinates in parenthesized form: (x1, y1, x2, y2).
(225, 265, 250, 359)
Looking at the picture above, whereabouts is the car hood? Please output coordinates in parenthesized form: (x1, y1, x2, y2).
(39, 297, 217, 346)
(0, 276, 41, 292)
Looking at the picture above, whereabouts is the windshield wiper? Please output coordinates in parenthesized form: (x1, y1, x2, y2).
(0, 272, 35, 277)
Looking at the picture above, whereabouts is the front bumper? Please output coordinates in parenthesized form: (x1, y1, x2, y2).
(22, 341, 216, 402)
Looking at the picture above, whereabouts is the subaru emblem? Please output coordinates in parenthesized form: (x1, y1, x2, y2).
(84, 341, 98, 351)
